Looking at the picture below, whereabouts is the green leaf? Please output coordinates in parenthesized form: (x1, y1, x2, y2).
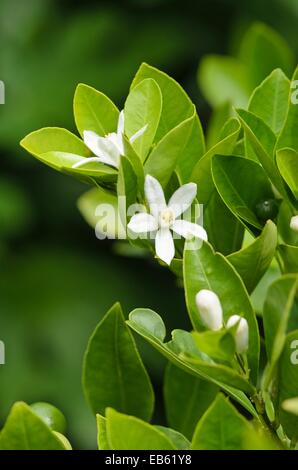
(131, 63, 198, 142)
(236, 109, 285, 197)
(212, 154, 275, 233)
(106, 408, 176, 450)
(164, 363, 218, 440)
(198, 55, 251, 108)
(124, 78, 162, 161)
(191, 394, 252, 450)
(277, 330, 298, 439)
(191, 118, 241, 206)
(62, 155, 118, 184)
(175, 115, 206, 183)
(204, 190, 244, 256)
(262, 276, 298, 394)
(227, 221, 277, 293)
(96, 414, 111, 450)
(277, 201, 298, 246)
(0, 402, 65, 450)
(122, 136, 145, 194)
(277, 66, 298, 152)
(183, 241, 259, 383)
(73, 83, 119, 138)
(279, 244, 298, 273)
(117, 156, 137, 225)
(77, 186, 126, 239)
(238, 22, 294, 88)
(263, 275, 298, 361)
(276, 148, 298, 199)
(83, 303, 154, 421)
(127, 309, 256, 402)
(21, 127, 89, 160)
(20, 127, 118, 185)
(248, 69, 290, 134)
(193, 330, 236, 362)
(144, 110, 200, 188)
(154, 426, 190, 450)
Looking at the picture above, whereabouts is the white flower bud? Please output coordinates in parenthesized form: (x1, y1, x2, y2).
(226, 315, 249, 354)
(195, 289, 223, 330)
(290, 215, 298, 233)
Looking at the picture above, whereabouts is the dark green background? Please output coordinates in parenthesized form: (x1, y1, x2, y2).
(0, 0, 297, 448)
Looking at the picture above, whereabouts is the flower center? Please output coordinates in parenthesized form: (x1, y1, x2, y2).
(159, 208, 175, 228)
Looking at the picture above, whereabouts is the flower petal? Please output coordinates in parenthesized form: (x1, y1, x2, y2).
(83, 131, 120, 167)
(145, 174, 166, 219)
(168, 183, 197, 217)
(130, 124, 148, 143)
(72, 157, 103, 169)
(172, 219, 208, 241)
(127, 212, 158, 233)
(117, 110, 125, 135)
(155, 228, 175, 265)
(107, 132, 125, 155)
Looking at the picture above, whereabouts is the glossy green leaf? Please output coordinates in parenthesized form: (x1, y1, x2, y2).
(263, 275, 298, 361)
(127, 308, 256, 403)
(0, 402, 64, 450)
(197, 119, 243, 252)
(77, 186, 126, 239)
(191, 118, 241, 206)
(227, 220, 277, 293)
(117, 156, 137, 225)
(279, 244, 298, 273)
(183, 241, 259, 383)
(21, 127, 89, 160)
(124, 78, 162, 160)
(204, 190, 244, 256)
(61, 156, 118, 184)
(236, 109, 285, 197)
(191, 394, 252, 450)
(74, 83, 119, 138)
(276, 148, 298, 199)
(96, 414, 111, 450)
(277, 201, 298, 246)
(144, 110, 199, 187)
(83, 303, 154, 421)
(239, 22, 294, 88)
(193, 329, 236, 362)
(20, 127, 118, 185)
(248, 69, 290, 134)
(131, 62, 198, 142)
(212, 154, 275, 232)
(122, 136, 145, 194)
(106, 408, 176, 450)
(198, 55, 250, 108)
(164, 363, 218, 440)
(154, 426, 190, 450)
(277, 330, 298, 439)
(277, 66, 298, 152)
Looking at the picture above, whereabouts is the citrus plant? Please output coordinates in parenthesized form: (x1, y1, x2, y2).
(1, 23, 297, 450)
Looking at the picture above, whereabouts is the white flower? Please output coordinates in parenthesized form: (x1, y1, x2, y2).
(195, 289, 223, 330)
(127, 174, 207, 265)
(226, 315, 249, 354)
(72, 110, 147, 169)
(290, 215, 298, 233)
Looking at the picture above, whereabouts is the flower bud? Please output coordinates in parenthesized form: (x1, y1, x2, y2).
(195, 289, 223, 330)
(226, 315, 249, 354)
(290, 215, 298, 233)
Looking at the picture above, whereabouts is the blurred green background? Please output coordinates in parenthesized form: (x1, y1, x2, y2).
(0, 0, 297, 449)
